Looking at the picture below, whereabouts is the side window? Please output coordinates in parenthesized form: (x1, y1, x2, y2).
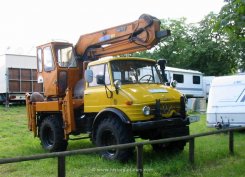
(37, 49, 42, 72)
(193, 75, 200, 84)
(173, 74, 184, 83)
(105, 64, 111, 85)
(56, 46, 77, 67)
(89, 64, 110, 87)
(43, 47, 54, 71)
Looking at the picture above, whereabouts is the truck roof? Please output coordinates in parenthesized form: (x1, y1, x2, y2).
(87, 57, 156, 66)
(36, 41, 73, 48)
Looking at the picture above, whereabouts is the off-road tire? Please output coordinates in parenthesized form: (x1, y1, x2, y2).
(151, 142, 169, 152)
(39, 116, 67, 152)
(167, 141, 186, 152)
(151, 126, 188, 152)
(152, 140, 186, 152)
(95, 118, 134, 162)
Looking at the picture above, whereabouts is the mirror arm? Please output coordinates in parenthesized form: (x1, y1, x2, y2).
(105, 84, 113, 98)
(115, 88, 119, 94)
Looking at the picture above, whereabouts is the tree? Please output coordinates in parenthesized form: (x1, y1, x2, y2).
(156, 18, 194, 68)
(215, 0, 245, 71)
(217, 0, 245, 39)
(188, 13, 238, 75)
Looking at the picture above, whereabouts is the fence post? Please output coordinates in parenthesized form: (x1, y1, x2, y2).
(189, 138, 195, 164)
(229, 130, 234, 155)
(58, 156, 66, 177)
(136, 144, 144, 177)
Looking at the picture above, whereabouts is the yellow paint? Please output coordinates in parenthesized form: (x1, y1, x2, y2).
(84, 57, 183, 122)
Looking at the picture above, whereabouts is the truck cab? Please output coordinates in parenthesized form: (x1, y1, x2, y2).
(85, 57, 185, 120)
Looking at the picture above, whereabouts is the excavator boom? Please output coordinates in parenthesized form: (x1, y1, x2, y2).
(75, 14, 170, 60)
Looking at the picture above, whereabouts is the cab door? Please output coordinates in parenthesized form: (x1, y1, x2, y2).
(84, 63, 112, 113)
(37, 44, 58, 97)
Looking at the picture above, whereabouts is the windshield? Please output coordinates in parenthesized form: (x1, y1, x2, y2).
(55, 45, 77, 67)
(110, 60, 162, 84)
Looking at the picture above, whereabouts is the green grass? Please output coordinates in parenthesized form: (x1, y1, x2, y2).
(0, 105, 244, 177)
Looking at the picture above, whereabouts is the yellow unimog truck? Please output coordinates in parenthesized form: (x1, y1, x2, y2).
(26, 14, 197, 161)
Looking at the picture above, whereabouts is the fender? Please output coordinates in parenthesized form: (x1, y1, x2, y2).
(92, 108, 131, 140)
(93, 108, 131, 126)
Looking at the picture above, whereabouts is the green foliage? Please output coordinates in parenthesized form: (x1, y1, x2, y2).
(215, 0, 245, 72)
(188, 13, 239, 75)
(156, 18, 194, 69)
(217, 0, 245, 39)
(0, 106, 245, 177)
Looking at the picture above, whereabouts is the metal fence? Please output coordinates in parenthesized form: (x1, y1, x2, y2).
(0, 127, 244, 177)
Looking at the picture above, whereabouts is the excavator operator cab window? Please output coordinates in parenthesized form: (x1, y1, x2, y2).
(37, 48, 42, 72)
(55, 45, 77, 68)
(43, 46, 54, 71)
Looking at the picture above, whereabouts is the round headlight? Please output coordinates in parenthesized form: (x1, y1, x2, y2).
(142, 106, 151, 116)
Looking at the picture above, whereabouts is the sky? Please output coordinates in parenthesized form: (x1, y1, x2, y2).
(0, 0, 225, 55)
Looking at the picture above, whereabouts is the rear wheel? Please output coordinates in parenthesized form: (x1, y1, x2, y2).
(39, 116, 67, 152)
(95, 118, 134, 162)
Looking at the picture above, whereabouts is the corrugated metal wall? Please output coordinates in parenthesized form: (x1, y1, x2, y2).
(8, 68, 43, 93)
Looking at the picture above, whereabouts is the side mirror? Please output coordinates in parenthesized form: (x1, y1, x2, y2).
(157, 59, 168, 83)
(96, 75, 105, 85)
(85, 69, 93, 83)
(157, 59, 167, 69)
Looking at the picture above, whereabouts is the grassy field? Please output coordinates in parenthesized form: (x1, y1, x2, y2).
(0, 105, 244, 177)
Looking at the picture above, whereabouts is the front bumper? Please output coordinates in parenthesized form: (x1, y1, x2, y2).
(132, 117, 190, 131)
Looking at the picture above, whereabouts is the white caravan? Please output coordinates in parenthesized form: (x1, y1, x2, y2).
(203, 76, 215, 100)
(206, 75, 245, 128)
(165, 67, 204, 98)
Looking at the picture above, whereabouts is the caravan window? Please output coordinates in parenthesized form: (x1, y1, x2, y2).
(173, 74, 184, 83)
(193, 76, 200, 84)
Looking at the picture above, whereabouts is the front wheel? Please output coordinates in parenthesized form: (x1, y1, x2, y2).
(95, 118, 134, 162)
(39, 116, 67, 152)
(152, 140, 186, 152)
(151, 126, 189, 152)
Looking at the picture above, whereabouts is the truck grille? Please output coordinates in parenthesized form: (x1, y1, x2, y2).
(149, 100, 181, 117)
